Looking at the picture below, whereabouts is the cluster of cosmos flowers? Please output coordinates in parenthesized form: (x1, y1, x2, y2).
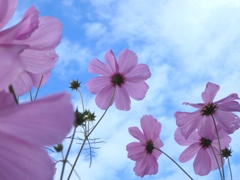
(2, 0, 240, 179)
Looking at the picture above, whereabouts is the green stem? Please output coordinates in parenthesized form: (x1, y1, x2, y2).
(155, 148, 193, 180)
(210, 145, 223, 179)
(228, 157, 232, 180)
(67, 88, 116, 180)
(34, 75, 44, 101)
(211, 115, 225, 180)
(60, 127, 77, 180)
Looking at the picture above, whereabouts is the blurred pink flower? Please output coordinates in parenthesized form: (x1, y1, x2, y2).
(0, 0, 62, 95)
(175, 82, 240, 139)
(126, 115, 164, 177)
(86, 49, 151, 110)
(0, 91, 74, 179)
(174, 127, 231, 176)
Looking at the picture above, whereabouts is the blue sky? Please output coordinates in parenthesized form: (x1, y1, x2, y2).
(10, 0, 240, 179)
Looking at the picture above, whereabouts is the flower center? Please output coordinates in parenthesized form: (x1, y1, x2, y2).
(200, 137, 212, 148)
(145, 140, 154, 154)
(112, 73, 124, 86)
(201, 103, 216, 116)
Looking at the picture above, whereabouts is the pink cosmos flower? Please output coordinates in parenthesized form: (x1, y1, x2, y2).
(0, 0, 62, 95)
(175, 82, 240, 139)
(0, 91, 74, 179)
(174, 127, 231, 176)
(126, 115, 164, 177)
(86, 49, 151, 110)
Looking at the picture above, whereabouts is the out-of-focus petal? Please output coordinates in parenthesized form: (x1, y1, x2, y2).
(128, 127, 145, 143)
(0, 6, 39, 43)
(0, 133, 54, 180)
(174, 128, 199, 146)
(20, 49, 58, 74)
(95, 84, 114, 109)
(214, 111, 240, 133)
(88, 58, 112, 76)
(126, 142, 146, 161)
(0, 45, 25, 91)
(193, 148, 211, 176)
(11, 71, 33, 96)
(115, 86, 130, 110)
(104, 49, 118, 73)
(118, 49, 137, 74)
(141, 115, 161, 141)
(0, 91, 16, 108)
(0, 93, 74, 146)
(217, 101, 240, 112)
(123, 81, 149, 100)
(179, 143, 200, 162)
(86, 76, 111, 94)
(0, 0, 17, 30)
(125, 64, 151, 82)
(16, 16, 62, 50)
(201, 82, 219, 104)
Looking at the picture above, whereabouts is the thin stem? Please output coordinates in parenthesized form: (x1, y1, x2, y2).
(155, 148, 193, 180)
(67, 88, 116, 180)
(228, 157, 232, 180)
(30, 91, 33, 102)
(211, 115, 225, 179)
(60, 127, 77, 180)
(34, 75, 44, 101)
(77, 89, 84, 112)
(210, 145, 223, 179)
(9, 85, 18, 105)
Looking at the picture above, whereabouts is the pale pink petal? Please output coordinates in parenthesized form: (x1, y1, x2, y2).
(11, 71, 33, 96)
(147, 155, 159, 175)
(86, 76, 111, 94)
(216, 101, 240, 111)
(128, 127, 146, 143)
(214, 111, 240, 133)
(215, 93, 240, 104)
(0, 6, 39, 43)
(95, 84, 114, 109)
(0, 93, 74, 145)
(182, 102, 204, 108)
(104, 49, 119, 73)
(198, 116, 215, 139)
(179, 143, 200, 162)
(0, 45, 25, 90)
(115, 86, 131, 110)
(201, 82, 220, 104)
(193, 148, 211, 176)
(126, 142, 146, 161)
(29, 72, 51, 87)
(175, 110, 202, 139)
(207, 147, 223, 170)
(118, 49, 137, 74)
(88, 58, 112, 75)
(0, 133, 54, 180)
(0, 91, 16, 108)
(212, 128, 231, 149)
(153, 138, 164, 150)
(174, 128, 199, 146)
(16, 16, 62, 49)
(20, 49, 58, 74)
(141, 115, 160, 141)
(125, 64, 151, 82)
(123, 81, 149, 100)
(133, 158, 148, 177)
(0, 0, 17, 30)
